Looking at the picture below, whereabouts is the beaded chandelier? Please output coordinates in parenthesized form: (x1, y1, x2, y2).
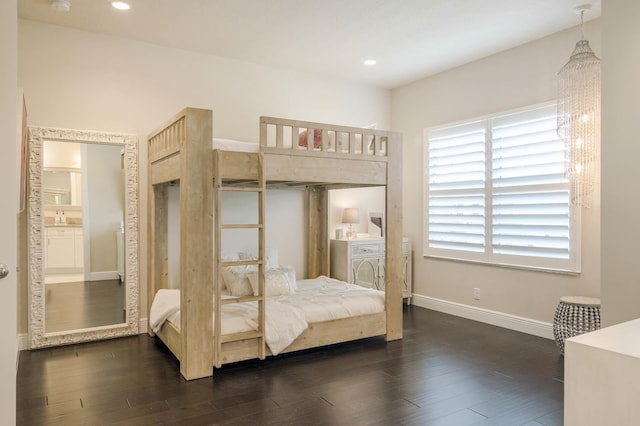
(557, 5, 601, 208)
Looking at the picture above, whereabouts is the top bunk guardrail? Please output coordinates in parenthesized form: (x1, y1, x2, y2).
(148, 111, 188, 163)
(147, 108, 396, 165)
(260, 116, 390, 161)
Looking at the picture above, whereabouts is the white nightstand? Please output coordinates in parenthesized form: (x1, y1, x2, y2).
(329, 238, 412, 303)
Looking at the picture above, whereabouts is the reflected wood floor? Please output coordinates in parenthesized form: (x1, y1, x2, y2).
(17, 307, 564, 425)
(45, 279, 125, 332)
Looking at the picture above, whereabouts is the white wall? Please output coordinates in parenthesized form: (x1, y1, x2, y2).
(18, 20, 390, 330)
(391, 20, 602, 325)
(166, 186, 387, 286)
(329, 187, 386, 238)
(167, 187, 307, 287)
(601, 1, 640, 326)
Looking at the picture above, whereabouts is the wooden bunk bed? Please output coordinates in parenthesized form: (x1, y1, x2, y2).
(147, 107, 403, 380)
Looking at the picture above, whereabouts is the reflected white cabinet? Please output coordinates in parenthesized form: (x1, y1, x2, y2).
(45, 227, 83, 271)
(330, 238, 412, 302)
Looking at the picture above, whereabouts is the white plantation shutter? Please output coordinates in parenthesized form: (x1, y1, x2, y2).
(427, 121, 486, 253)
(491, 106, 570, 260)
(425, 103, 580, 272)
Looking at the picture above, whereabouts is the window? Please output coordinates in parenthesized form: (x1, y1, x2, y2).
(424, 103, 580, 273)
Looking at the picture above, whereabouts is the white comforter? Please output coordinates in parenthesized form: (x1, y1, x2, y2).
(149, 276, 385, 355)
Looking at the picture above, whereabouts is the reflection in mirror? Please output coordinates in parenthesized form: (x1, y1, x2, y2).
(43, 141, 82, 206)
(28, 127, 139, 348)
(43, 169, 81, 206)
(43, 141, 125, 333)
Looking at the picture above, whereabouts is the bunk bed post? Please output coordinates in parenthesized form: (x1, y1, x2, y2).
(180, 108, 214, 379)
(385, 133, 403, 341)
(148, 184, 169, 335)
(308, 186, 330, 278)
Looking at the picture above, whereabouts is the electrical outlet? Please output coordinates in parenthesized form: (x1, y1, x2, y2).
(473, 287, 480, 300)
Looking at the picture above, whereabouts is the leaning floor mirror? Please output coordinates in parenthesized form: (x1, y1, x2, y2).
(28, 126, 139, 348)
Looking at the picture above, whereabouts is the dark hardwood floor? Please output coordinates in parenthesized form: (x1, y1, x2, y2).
(45, 279, 125, 332)
(17, 306, 564, 425)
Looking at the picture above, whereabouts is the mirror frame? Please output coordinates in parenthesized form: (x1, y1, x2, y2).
(28, 126, 139, 348)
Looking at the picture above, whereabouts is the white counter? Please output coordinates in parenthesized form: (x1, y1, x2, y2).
(565, 318, 640, 425)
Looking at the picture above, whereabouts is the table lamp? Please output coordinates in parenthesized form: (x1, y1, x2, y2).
(342, 208, 360, 239)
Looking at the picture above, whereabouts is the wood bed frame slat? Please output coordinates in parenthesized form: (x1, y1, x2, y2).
(221, 223, 262, 230)
(222, 186, 264, 192)
(291, 126, 299, 151)
(221, 296, 262, 305)
(221, 259, 263, 267)
(220, 330, 262, 344)
(155, 312, 386, 365)
(150, 154, 181, 185)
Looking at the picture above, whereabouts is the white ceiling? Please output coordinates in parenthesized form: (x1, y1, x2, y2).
(18, 0, 601, 89)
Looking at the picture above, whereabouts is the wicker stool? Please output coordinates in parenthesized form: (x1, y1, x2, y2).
(553, 296, 601, 355)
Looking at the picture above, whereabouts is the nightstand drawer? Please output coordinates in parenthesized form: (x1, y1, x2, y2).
(352, 243, 383, 256)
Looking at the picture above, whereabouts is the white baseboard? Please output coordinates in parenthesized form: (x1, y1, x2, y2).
(17, 333, 29, 351)
(87, 271, 120, 281)
(138, 318, 148, 334)
(412, 294, 554, 340)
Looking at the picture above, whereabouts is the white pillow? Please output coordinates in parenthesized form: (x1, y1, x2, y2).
(237, 249, 255, 261)
(217, 250, 240, 291)
(238, 248, 279, 269)
(265, 247, 279, 269)
(220, 249, 239, 261)
(221, 266, 253, 297)
(265, 270, 291, 297)
(247, 266, 296, 297)
(279, 265, 296, 291)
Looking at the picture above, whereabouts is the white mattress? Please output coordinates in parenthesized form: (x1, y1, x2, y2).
(212, 137, 259, 152)
(150, 276, 385, 354)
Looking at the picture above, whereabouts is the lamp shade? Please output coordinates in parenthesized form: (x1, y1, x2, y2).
(341, 208, 360, 224)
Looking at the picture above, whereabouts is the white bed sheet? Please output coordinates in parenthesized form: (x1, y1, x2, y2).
(212, 138, 259, 152)
(283, 275, 385, 322)
(149, 276, 385, 355)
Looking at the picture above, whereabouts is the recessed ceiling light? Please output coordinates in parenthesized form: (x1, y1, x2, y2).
(50, 0, 71, 12)
(363, 59, 377, 66)
(111, 1, 130, 10)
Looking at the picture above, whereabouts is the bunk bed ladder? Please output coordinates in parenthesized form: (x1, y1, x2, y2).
(213, 151, 267, 368)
